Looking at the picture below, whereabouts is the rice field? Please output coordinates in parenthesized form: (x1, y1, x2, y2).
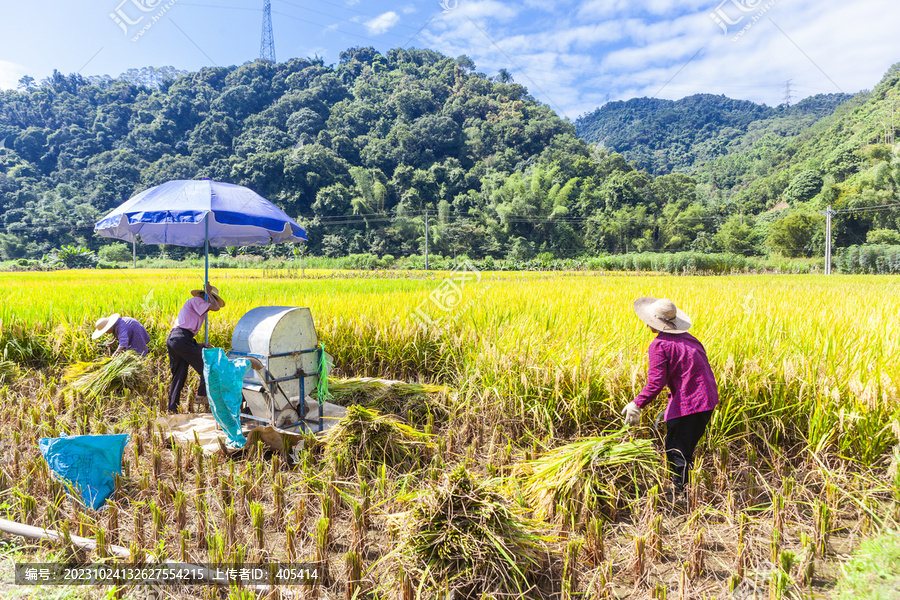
(1, 268, 899, 599)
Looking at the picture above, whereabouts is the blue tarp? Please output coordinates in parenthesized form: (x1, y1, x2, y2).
(203, 348, 251, 449)
(39, 434, 129, 510)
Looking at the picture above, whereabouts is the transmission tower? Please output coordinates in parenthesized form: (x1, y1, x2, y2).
(782, 79, 793, 107)
(260, 0, 275, 63)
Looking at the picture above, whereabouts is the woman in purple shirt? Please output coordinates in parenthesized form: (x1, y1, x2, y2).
(166, 283, 224, 413)
(622, 297, 718, 496)
(92, 314, 151, 357)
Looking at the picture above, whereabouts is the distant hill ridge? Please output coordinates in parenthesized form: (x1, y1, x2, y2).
(575, 92, 852, 175)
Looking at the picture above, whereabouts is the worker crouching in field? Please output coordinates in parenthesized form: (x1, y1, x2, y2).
(166, 283, 224, 413)
(92, 313, 151, 357)
(622, 297, 719, 502)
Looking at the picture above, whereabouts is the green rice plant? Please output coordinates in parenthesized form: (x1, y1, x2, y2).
(516, 430, 664, 523)
(562, 537, 581, 599)
(322, 405, 436, 477)
(585, 516, 605, 565)
(150, 500, 164, 542)
(195, 494, 208, 550)
(106, 501, 119, 545)
(286, 525, 297, 562)
(133, 503, 145, 548)
(313, 516, 331, 584)
(62, 352, 146, 400)
(648, 514, 664, 561)
(95, 527, 107, 559)
(345, 550, 363, 600)
(688, 529, 704, 580)
(815, 499, 830, 556)
(225, 505, 237, 550)
(250, 501, 265, 554)
(174, 490, 186, 531)
(592, 561, 612, 599)
(350, 498, 366, 555)
(395, 464, 547, 599)
(633, 535, 647, 587)
(797, 532, 815, 588)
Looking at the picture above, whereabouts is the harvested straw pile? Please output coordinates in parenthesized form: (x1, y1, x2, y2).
(328, 377, 451, 423)
(396, 465, 548, 599)
(322, 405, 435, 476)
(63, 352, 146, 400)
(518, 430, 664, 523)
(0, 359, 19, 384)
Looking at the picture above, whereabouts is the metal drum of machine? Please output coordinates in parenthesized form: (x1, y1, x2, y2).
(228, 306, 325, 432)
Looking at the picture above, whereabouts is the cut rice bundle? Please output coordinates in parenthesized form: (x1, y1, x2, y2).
(518, 430, 665, 523)
(63, 352, 145, 400)
(396, 465, 548, 599)
(322, 405, 435, 477)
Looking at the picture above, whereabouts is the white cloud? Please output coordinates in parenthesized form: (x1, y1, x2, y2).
(419, 0, 900, 116)
(0, 60, 28, 90)
(401, 4, 417, 15)
(447, 0, 519, 22)
(364, 11, 401, 35)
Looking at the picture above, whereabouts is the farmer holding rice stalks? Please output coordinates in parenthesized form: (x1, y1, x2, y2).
(92, 313, 151, 357)
(622, 297, 718, 500)
(166, 283, 224, 413)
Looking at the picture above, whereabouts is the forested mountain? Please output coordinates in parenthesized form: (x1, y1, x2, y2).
(575, 93, 851, 175)
(0, 49, 898, 263)
(0, 48, 726, 260)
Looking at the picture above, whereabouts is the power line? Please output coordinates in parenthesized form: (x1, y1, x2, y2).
(835, 203, 900, 215)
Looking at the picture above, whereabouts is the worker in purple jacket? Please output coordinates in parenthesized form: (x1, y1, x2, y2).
(92, 313, 151, 357)
(622, 297, 719, 495)
(166, 283, 224, 413)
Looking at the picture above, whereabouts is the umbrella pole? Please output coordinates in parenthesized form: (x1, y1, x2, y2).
(204, 218, 210, 345)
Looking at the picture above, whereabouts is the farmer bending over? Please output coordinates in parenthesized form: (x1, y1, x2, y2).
(166, 283, 224, 413)
(92, 313, 151, 357)
(622, 297, 718, 498)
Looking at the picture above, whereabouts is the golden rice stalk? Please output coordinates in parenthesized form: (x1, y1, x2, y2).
(328, 377, 452, 423)
(322, 405, 435, 477)
(395, 464, 548, 599)
(63, 352, 145, 400)
(516, 429, 664, 523)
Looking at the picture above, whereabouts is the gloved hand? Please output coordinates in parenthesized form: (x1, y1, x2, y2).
(622, 401, 642, 427)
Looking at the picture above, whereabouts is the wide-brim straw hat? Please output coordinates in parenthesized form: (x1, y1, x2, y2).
(191, 284, 225, 308)
(633, 297, 691, 334)
(91, 313, 120, 339)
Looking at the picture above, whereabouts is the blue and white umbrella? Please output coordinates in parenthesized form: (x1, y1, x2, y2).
(95, 179, 307, 340)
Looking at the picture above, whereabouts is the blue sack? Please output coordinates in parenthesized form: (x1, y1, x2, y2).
(203, 348, 251, 449)
(39, 434, 129, 511)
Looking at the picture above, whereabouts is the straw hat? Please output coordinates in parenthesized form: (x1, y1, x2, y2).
(633, 297, 691, 334)
(91, 313, 120, 339)
(191, 284, 225, 308)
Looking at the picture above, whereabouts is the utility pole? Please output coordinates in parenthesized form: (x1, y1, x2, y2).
(823, 205, 834, 275)
(424, 209, 429, 269)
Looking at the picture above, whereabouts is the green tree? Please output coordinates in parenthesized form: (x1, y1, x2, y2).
(715, 215, 759, 255)
(766, 212, 824, 257)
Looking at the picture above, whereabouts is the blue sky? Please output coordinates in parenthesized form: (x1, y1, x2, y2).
(0, 0, 897, 119)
